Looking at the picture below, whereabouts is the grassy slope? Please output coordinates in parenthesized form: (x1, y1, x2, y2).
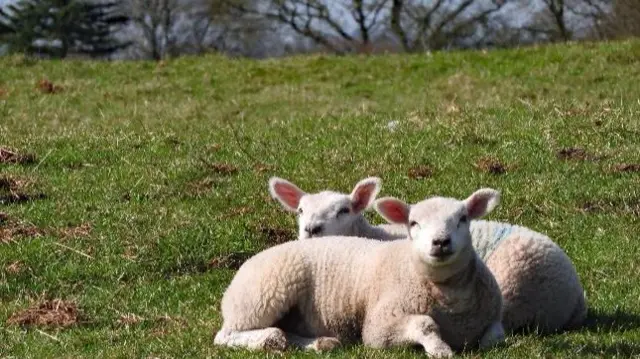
(1, 40, 640, 358)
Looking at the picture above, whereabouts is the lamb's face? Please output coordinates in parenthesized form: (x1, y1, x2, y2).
(374, 188, 501, 272)
(297, 192, 359, 239)
(408, 198, 472, 267)
(269, 176, 382, 240)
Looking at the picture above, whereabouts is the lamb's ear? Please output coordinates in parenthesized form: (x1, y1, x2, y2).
(268, 177, 306, 212)
(374, 197, 410, 224)
(350, 177, 382, 213)
(465, 188, 501, 219)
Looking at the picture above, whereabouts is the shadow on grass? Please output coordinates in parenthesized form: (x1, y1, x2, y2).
(548, 339, 640, 357)
(582, 308, 640, 333)
(541, 308, 640, 356)
(509, 307, 640, 338)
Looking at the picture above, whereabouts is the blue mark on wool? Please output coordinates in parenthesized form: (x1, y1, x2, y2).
(494, 226, 515, 242)
(485, 225, 515, 257)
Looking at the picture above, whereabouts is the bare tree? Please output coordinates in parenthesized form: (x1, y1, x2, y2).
(125, 0, 183, 60)
(600, 0, 640, 38)
(390, 0, 510, 51)
(225, 0, 518, 53)
(513, 0, 609, 42)
(224, 0, 390, 54)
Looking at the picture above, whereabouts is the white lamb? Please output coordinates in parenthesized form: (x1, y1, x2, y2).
(268, 176, 406, 240)
(214, 189, 505, 356)
(268, 176, 587, 334)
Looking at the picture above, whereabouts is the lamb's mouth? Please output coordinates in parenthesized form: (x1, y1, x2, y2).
(429, 249, 454, 261)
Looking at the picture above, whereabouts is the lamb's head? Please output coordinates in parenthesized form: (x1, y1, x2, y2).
(268, 176, 381, 239)
(374, 188, 500, 279)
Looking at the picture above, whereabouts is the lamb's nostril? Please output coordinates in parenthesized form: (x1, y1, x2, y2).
(441, 237, 451, 247)
(307, 225, 323, 236)
(311, 225, 323, 235)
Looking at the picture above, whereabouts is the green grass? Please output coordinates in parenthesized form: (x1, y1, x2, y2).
(1, 39, 640, 358)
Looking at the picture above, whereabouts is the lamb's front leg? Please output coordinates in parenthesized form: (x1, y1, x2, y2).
(363, 313, 453, 358)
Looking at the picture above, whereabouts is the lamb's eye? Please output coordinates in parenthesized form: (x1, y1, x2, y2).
(337, 207, 350, 217)
(458, 215, 467, 227)
(297, 208, 303, 215)
(409, 221, 418, 228)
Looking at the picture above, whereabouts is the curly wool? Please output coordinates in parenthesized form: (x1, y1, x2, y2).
(469, 220, 586, 333)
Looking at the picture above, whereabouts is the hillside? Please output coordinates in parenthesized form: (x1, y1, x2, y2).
(1, 40, 640, 357)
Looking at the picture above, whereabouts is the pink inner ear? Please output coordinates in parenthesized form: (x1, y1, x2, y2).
(273, 182, 304, 210)
(467, 194, 487, 218)
(377, 200, 409, 224)
(352, 183, 376, 212)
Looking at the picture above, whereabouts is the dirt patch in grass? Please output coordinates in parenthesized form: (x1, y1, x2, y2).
(0, 192, 47, 205)
(557, 147, 603, 161)
(0, 175, 46, 205)
(254, 224, 295, 245)
(1, 214, 90, 243)
(117, 313, 145, 327)
(199, 158, 238, 175)
(7, 299, 79, 328)
(0, 148, 37, 165)
(216, 206, 253, 220)
(185, 176, 219, 196)
(151, 315, 188, 336)
(408, 165, 434, 180)
(154, 314, 187, 327)
(36, 79, 63, 94)
(0, 87, 8, 98)
(254, 163, 273, 173)
(0, 175, 34, 191)
(610, 163, 640, 173)
(56, 222, 92, 240)
(0, 176, 45, 203)
(578, 198, 640, 216)
(0, 215, 44, 244)
(208, 252, 254, 270)
(5, 261, 23, 274)
(474, 156, 510, 175)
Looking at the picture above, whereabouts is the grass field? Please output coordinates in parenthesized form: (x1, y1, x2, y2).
(1, 39, 640, 358)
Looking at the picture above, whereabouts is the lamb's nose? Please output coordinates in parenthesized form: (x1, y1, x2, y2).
(306, 225, 323, 236)
(432, 236, 451, 248)
(431, 236, 452, 257)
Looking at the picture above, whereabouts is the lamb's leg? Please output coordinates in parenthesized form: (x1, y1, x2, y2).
(286, 333, 341, 352)
(478, 320, 505, 349)
(214, 327, 287, 351)
(363, 313, 453, 358)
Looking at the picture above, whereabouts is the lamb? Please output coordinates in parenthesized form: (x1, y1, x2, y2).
(268, 176, 587, 334)
(214, 189, 506, 356)
(268, 176, 405, 240)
